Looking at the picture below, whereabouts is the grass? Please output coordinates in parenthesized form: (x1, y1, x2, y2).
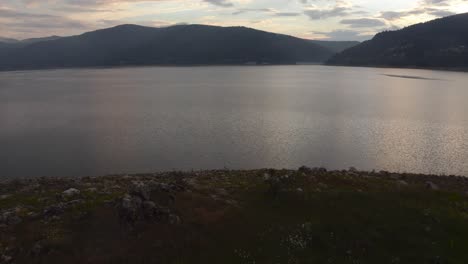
(1, 169, 468, 263)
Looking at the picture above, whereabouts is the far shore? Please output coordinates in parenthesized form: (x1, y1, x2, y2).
(1, 63, 468, 74)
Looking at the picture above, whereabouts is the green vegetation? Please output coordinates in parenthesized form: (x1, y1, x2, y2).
(1, 169, 468, 263)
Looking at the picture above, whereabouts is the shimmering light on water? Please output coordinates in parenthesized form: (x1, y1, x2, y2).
(1, 66, 468, 178)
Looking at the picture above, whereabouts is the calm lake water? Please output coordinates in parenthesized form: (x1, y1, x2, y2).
(1, 65, 468, 178)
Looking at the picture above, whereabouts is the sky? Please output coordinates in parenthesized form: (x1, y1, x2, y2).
(0, 0, 467, 41)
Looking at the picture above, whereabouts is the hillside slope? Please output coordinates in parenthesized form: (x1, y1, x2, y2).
(0, 25, 333, 71)
(327, 13, 468, 68)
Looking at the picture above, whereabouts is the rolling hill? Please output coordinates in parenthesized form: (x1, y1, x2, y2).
(327, 13, 468, 68)
(0, 25, 334, 71)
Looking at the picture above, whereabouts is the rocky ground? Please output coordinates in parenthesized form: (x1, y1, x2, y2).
(1, 167, 468, 263)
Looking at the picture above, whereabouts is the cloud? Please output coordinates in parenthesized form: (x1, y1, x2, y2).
(0, 8, 86, 32)
(232, 8, 301, 17)
(23, 0, 234, 8)
(304, 6, 351, 20)
(380, 0, 460, 22)
(203, 0, 233, 7)
(312, 29, 374, 41)
(340, 18, 386, 28)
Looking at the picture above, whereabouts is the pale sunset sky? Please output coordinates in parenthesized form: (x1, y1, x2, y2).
(1, 0, 467, 40)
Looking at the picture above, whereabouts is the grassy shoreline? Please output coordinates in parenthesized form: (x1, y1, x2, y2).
(1, 167, 468, 263)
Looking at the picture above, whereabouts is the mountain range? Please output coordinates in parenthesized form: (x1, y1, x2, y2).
(1, 13, 467, 71)
(0, 25, 353, 71)
(327, 13, 468, 68)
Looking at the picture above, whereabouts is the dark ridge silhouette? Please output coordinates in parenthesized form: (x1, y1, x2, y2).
(0, 24, 334, 71)
(310, 40, 360, 53)
(0, 37, 18, 43)
(327, 13, 468, 68)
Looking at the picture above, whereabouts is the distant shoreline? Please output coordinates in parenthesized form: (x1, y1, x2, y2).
(1, 63, 468, 74)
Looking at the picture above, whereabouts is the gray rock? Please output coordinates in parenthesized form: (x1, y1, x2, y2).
(398, 180, 409, 186)
(62, 188, 80, 197)
(426, 181, 439, 190)
(30, 240, 47, 256)
(43, 203, 65, 219)
(317, 183, 328, 189)
(183, 178, 201, 190)
(154, 182, 171, 192)
(0, 194, 11, 200)
(296, 188, 304, 193)
(130, 181, 150, 200)
(298, 166, 312, 174)
(226, 199, 239, 207)
(119, 194, 143, 223)
(65, 199, 84, 206)
(168, 214, 181, 225)
(1, 210, 22, 226)
(1, 254, 13, 263)
(142, 201, 159, 219)
(216, 188, 229, 196)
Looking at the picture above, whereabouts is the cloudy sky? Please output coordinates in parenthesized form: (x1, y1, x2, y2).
(1, 0, 467, 40)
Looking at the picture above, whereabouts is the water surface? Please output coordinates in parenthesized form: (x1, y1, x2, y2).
(1, 65, 468, 178)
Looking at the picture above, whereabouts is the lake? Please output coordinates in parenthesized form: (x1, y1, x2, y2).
(1, 65, 468, 178)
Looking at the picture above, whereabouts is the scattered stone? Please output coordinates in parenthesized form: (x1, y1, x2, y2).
(226, 199, 239, 207)
(316, 167, 328, 173)
(216, 188, 229, 196)
(298, 166, 312, 174)
(142, 201, 159, 219)
(426, 182, 439, 190)
(62, 188, 80, 198)
(129, 181, 150, 201)
(110, 185, 121, 190)
(398, 180, 409, 186)
(119, 194, 143, 223)
(168, 214, 181, 225)
(65, 199, 84, 206)
(317, 183, 328, 189)
(30, 240, 47, 256)
(0, 210, 22, 226)
(43, 204, 65, 219)
(86, 187, 98, 192)
(1, 254, 13, 263)
(183, 178, 200, 189)
(153, 182, 171, 192)
(0, 194, 11, 200)
(296, 188, 304, 193)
